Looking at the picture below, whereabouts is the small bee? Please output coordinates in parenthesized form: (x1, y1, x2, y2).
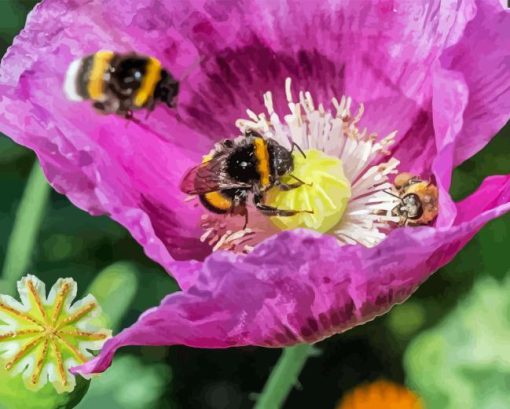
(390, 172, 439, 226)
(64, 51, 179, 118)
(180, 130, 312, 226)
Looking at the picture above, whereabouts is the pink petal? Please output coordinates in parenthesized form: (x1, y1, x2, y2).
(74, 174, 510, 375)
(440, 0, 510, 165)
(431, 68, 470, 227)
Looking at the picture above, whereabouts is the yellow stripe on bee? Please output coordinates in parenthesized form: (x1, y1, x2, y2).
(253, 137, 271, 187)
(87, 50, 114, 101)
(134, 57, 162, 107)
(203, 191, 233, 211)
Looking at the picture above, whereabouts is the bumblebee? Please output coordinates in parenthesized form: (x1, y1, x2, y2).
(390, 172, 439, 226)
(180, 130, 312, 225)
(64, 51, 179, 118)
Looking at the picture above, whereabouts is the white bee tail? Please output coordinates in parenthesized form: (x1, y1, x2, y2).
(63, 58, 84, 101)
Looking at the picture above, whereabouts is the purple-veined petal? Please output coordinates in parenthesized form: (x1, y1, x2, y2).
(0, 0, 484, 269)
(430, 67, 470, 227)
(74, 174, 510, 375)
(440, 0, 510, 166)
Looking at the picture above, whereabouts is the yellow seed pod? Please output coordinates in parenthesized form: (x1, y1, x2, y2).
(0, 275, 111, 394)
(265, 149, 351, 233)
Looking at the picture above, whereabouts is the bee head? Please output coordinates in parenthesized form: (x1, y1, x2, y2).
(156, 71, 180, 107)
(269, 141, 294, 177)
(394, 172, 421, 190)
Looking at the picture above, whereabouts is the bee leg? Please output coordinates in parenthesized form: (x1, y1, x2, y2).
(235, 203, 249, 229)
(253, 194, 313, 216)
(398, 214, 409, 227)
(290, 142, 307, 159)
(122, 110, 143, 127)
(290, 174, 311, 185)
(255, 203, 314, 217)
(277, 181, 304, 191)
(92, 101, 108, 114)
(277, 174, 313, 191)
(230, 194, 249, 229)
(144, 97, 156, 120)
(242, 209, 249, 230)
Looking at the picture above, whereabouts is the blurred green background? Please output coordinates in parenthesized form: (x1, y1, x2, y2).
(0, 2, 509, 408)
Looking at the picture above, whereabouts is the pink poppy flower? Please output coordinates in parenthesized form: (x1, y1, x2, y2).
(0, 0, 508, 376)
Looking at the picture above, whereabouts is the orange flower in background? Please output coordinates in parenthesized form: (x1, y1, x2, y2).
(337, 380, 423, 409)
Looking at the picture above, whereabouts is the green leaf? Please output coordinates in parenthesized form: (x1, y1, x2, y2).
(404, 275, 510, 409)
(0, 367, 90, 409)
(76, 355, 172, 409)
(86, 262, 139, 330)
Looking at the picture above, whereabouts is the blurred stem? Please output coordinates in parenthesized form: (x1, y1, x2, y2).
(86, 262, 139, 331)
(254, 344, 314, 409)
(1, 161, 50, 294)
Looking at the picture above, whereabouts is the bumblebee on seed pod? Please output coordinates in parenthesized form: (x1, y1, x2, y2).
(64, 51, 179, 118)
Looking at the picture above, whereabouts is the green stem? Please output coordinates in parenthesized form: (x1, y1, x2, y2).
(254, 344, 314, 409)
(86, 262, 139, 331)
(1, 161, 51, 294)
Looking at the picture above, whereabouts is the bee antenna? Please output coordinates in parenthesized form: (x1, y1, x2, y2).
(243, 211, 249, 230)
(291, 142, 307, 159)
(244, 128, 263, 138)
(383, 188, 403, 202)
(289, 174, 308, 185)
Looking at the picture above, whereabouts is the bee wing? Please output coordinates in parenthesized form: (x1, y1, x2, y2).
(180, 162, 220, 194)
(180, 157, 250, 195)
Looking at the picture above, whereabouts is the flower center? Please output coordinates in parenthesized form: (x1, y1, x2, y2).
(194, 78, 405, 253)
(265, 149, 351, 233)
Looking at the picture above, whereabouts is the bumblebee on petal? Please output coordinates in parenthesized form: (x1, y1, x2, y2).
(0, 275, 110, 393)
(64, 51, 179, 118)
